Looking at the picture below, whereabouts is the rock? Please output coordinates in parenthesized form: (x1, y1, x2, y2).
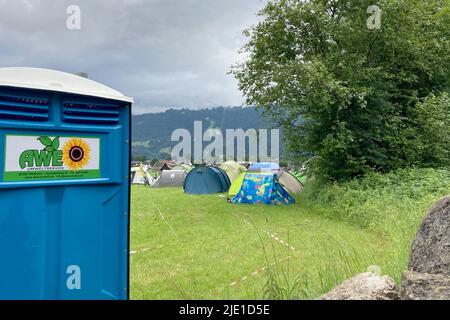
(401, 196, 450, 300)
(401, 271, 450, 300)
(409, 196, 450, 276)
(320, 273, 399, 300)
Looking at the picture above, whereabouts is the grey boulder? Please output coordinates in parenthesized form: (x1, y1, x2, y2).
(401, 271, 450, 300)
(409, 196, 450, 276)
(320, 273, 399, 300)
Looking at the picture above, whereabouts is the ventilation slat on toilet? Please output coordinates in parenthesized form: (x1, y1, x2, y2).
(0, 92, 50, 122)
(62, 100, 120, 125)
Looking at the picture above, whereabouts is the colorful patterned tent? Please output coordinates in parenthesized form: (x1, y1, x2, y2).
(228, 170, 303, 200)
(231, 172, 295, 205)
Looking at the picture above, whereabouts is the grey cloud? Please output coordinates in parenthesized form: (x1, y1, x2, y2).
(0, 0, 265, 113)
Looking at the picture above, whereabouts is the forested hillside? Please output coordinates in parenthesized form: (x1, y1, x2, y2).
(132, 106, 280, 160)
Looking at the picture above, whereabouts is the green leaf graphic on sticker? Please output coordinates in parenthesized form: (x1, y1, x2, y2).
(37, 136, 52, 147)
(52, 137, 60, 150)
(45, 146, 54, 152)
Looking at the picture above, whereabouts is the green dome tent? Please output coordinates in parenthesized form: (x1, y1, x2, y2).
(228, 172, 247, 200)
(219, 161, 247, 183)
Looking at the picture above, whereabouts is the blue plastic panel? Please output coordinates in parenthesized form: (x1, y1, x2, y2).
(0, 88, 130, 300)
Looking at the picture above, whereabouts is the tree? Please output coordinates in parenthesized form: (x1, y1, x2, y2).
(232, 0, 450, 181)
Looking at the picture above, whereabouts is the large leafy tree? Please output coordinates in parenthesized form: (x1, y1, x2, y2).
(233, 0, 450, 181)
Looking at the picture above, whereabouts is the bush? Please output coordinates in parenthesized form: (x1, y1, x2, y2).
(302, 168, 450, 234)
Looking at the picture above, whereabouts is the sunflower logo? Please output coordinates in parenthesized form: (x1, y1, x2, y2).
(62, 138, 91, 170)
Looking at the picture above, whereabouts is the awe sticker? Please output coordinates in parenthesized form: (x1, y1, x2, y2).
(3, 134, 101, 182)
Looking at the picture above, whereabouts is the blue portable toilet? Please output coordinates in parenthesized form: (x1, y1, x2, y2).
(0, 68, 133, 300)
(184, 166, 231, 194)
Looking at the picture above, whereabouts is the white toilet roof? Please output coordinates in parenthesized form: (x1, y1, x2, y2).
(0, 67, 133, 103)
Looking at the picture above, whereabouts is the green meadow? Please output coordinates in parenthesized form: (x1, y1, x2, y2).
(130, 168, 450, 300)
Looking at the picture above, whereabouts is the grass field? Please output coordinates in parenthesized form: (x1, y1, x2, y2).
(130, 187, 377, 299)
(129, 169, 450, 300)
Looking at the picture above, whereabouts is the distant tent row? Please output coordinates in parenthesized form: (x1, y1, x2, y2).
(132, 160, 304, 206)
(130, 161, 192, 187)
(182, 161, 303, 200)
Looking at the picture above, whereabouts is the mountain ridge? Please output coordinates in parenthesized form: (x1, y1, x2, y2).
(132, 106, 280, 160)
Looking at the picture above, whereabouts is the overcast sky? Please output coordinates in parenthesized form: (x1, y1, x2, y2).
(0, 0, 265, 114)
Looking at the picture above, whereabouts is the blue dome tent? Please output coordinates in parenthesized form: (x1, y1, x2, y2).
(184, 166, 231, 194)
(248, 162, 280, 172)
